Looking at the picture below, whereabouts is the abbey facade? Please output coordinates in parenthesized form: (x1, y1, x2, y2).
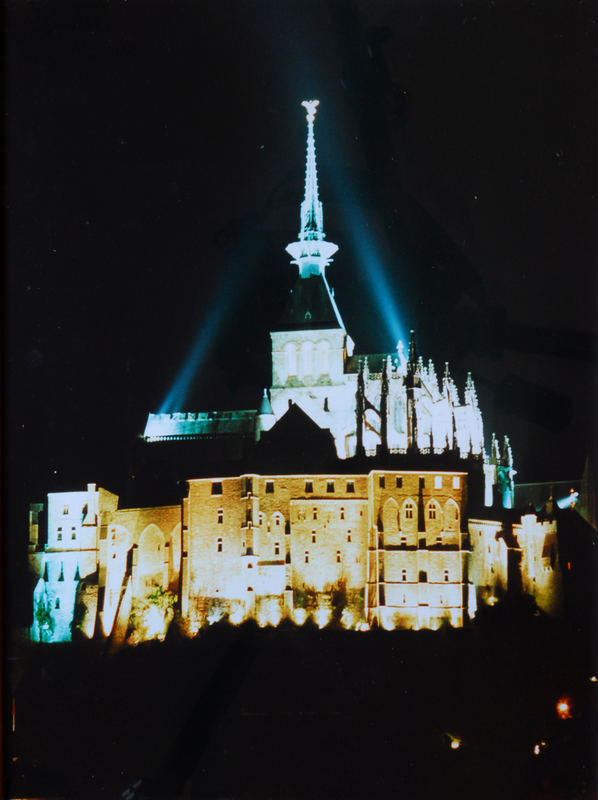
(29, 470, 561, 643)
(29, 101, 560, 643)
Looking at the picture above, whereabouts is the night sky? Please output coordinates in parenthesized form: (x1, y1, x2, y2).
(5, 0, 597, 539)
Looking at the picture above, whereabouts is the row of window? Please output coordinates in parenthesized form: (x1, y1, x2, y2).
(283, 340, 331, 378)
(211, 475, 461, 497)
(56, 525, 78, 542)
(214, 503, 457, 526)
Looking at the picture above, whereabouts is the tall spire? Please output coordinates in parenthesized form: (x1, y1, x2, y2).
(286, 100, 339, 278)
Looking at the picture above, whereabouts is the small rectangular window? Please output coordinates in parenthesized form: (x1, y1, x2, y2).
(244, 477, 253, 495)
(211, 481, 223, 495)
(71, 532, 76, 540)
(274, 542, 280, 556)
(346, 481, 355, 493)
(313, 508, 318, 520)
(444, 570, 449, 582)
(336, 551, 341, 563)
(305, 551, 309, 563)
(57, 532, 63, 541)
(453, 476, 461, 489)
(434, 476, 442, 489)
(400, 536, 407, 546)
(305, 481, 313, 493)
(340, 507, 345, 520)
(326, 481, 334, 493)
(311, 532, 316, 543)
(217, 538, 223, 552)
(402, 570, 407, 582)
(347, 531, 352, 542)
(396, 477, 403, 488)
(63, 506, 69, 515)
(379, 476, 385, 488)
(217, 509, 223, 524)
(265, 481, 274, 494)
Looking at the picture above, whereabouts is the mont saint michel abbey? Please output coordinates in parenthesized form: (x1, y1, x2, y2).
(29, 101, 562, 644)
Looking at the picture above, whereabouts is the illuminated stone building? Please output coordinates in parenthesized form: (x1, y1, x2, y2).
(28, 101, 561, 642)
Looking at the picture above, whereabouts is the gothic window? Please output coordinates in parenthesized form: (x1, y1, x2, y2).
(336, 551, 341, 563)
(404, 502, 414, 520)
(217, 538, 223, 552)
(326, 481, 334, 493)
(346, 481, 355, 493)
(266, 481, 274, 494)
(393, 398, 404, 434)
(428, 505, 437, 520)
(340, 507, 345, 520)
(211, 482, 223, 495)
(217, 509, 223, 524)
(305, 551, 309, 563)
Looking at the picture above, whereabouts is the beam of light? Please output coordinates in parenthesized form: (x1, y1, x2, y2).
(158, 297, 228, 414)
(556, 491, 579, 509)
(332, 198, 408, 347)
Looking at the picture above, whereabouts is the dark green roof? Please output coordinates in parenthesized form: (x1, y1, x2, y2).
(274, 275, 343, 331)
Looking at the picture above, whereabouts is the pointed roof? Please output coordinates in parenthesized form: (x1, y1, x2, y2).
(275, 273, 344, 331)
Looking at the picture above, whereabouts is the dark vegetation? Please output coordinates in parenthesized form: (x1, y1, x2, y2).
(5, 603, 596, 799)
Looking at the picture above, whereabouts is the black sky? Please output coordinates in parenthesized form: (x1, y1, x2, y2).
(5, 0, 597, 536)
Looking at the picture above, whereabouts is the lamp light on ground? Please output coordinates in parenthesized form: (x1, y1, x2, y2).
(556, 697, 572, 719)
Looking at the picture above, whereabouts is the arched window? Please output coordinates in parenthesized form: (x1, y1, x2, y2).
(428, 503, 437, 520)
(284, 342, 298, 377)
(301, 341, 314, 377)
(404, 501, 414, 520)
(317, 340, 330, 374)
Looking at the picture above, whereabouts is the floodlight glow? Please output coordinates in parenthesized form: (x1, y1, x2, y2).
(557, 491, 579, 509)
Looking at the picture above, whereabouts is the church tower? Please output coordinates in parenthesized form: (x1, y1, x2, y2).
(269, 101, 358, 457)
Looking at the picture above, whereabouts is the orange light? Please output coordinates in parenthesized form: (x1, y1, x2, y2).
(556, 698, 572, 719)
(450, 739, 460, 750)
